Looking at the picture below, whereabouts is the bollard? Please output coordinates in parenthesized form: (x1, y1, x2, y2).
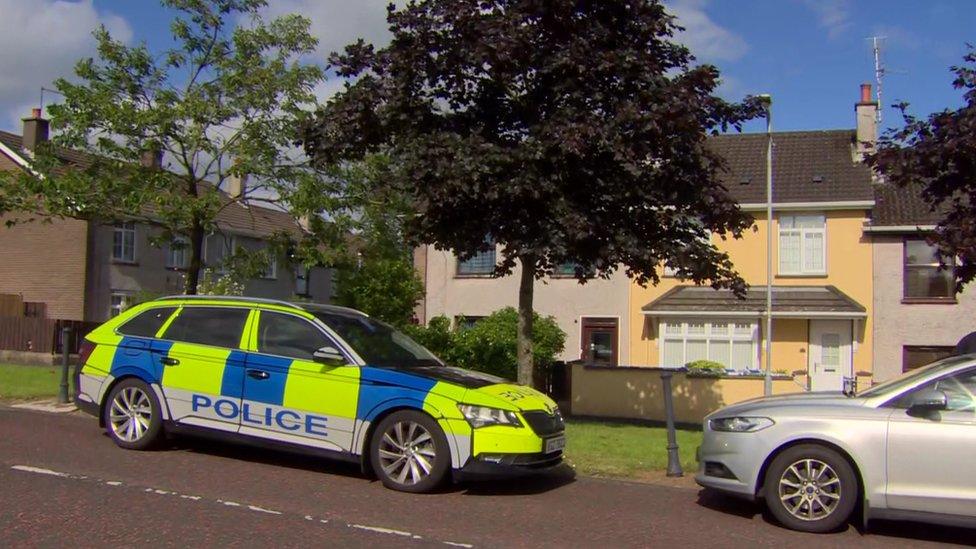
(58, 327, 71, 404)
(660, 369, 683, 477)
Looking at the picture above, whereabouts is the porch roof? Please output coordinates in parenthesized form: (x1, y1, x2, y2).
(641, 285, 867, 319)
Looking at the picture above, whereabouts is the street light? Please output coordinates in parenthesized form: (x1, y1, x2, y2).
(757, 94, 773, 397)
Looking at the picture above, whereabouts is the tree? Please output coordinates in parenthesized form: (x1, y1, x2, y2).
(869, 47, 976, 288)
(301, 0, 760, 387)
(1, 0, 337, 294)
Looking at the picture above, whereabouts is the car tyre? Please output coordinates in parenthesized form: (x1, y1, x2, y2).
(103, 378, 163, 450)
(763, 444, 858, 533)
(370, 410, 450, 493)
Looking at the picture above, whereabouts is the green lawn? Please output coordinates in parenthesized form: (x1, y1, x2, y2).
(0, 364, 72, 400)
(564, 419, 701, 478)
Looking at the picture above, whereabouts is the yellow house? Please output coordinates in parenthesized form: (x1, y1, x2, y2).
(629, 106, 878, 391)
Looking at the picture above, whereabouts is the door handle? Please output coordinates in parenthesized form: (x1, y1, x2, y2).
(246, 369, 270, 380)
(160, 357, 180, 366)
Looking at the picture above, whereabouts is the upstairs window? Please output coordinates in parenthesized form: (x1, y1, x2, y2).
(166, 237, 189, 269)
(457, 239, 495, 276)
(779, 214, 825, 275)
(904, 239, 955, 300)
(112, 222, 136, 263)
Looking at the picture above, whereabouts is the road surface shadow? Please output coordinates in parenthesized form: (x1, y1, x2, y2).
(696, 488, 975, 543)
(156, 433, 574, 496)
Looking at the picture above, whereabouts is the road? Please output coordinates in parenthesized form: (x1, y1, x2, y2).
(0, 406, 971, 548)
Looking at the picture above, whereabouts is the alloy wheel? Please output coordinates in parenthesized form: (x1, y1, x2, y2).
(109, 386, 153, 443)
(377, 420, 437, 486)
(778, 458, 842, 521)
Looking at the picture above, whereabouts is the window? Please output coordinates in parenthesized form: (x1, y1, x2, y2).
(118, 307, 177, 337)
(890, 368, 976, 412)
(902, 345, 955, 373)
(257, 312, 333, 360)
(295, 264, 309, 295)
(455, 315, 485, 330)
(457, 239, 495, 276)
(904, 239, 955, 300)
(314, 311, 442, 368)
(778, 214, 826, 275)
(161, 307, 250, 349)
(166, 237, 189, 269)
(262, 253, 277, 280)
(553, 262, 593, 278)
(208, 234, 236, 272)
(112, 222, 136, 262)
(661, 319, 757, 371)
(110, 293, 131, 318)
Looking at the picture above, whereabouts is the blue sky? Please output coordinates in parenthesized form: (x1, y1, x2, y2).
(1, 1, 973, 134)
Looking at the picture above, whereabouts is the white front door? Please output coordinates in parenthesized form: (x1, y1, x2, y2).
(809, 319, 852, 392)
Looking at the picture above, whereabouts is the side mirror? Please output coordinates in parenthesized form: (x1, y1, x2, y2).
(908, 389, 948, 413)
(313, 346, 345, 365)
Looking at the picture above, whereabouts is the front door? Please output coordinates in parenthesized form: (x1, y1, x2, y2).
(580, 318, 618, 367)
(885, 367, 976, 516)
(240, 310, 360, 453)
(809, 319, 852, 392)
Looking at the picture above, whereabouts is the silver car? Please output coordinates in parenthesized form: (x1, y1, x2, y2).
(696, 354, 976, 533)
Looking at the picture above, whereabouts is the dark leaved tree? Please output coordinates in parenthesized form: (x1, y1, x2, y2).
(870, 47, 976, 289)
(301, 0, 760, 387)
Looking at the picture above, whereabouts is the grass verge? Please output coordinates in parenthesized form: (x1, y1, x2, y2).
(0, 363, 72, 400)
(564, 418, 701, 478)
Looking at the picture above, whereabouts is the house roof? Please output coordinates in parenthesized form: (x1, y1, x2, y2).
(709, 130, 874, 205)
(869, 182, 942, 229)
(0, 129, 303, 239)
(642, 285, 867, 318)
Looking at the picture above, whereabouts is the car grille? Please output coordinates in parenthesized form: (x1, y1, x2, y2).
(522, 410, 565, 437)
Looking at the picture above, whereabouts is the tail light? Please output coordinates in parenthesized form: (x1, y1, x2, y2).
(78, 340, 95, 367)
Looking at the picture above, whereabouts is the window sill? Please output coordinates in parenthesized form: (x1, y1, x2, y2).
(454, 273, 496, 279)
(901, 298, 958, 305)
(111, 259, 139, 266)
(776, 273, 827, 278)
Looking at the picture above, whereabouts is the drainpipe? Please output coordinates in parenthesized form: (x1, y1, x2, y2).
(759, 94, 774, 397)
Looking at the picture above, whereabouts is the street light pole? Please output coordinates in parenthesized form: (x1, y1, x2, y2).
(759, 94, 774, 397)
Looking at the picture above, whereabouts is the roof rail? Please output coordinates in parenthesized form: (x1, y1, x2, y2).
(154, 295, 301, 310)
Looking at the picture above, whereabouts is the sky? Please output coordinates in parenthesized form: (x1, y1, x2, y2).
(0, 0, 973, 136)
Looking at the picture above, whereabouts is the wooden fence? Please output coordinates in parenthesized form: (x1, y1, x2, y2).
(0, 317, 98, 354)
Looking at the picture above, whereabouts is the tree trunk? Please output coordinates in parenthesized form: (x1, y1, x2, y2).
(517, 253, 536, 388)
(184, 220, 205, 295)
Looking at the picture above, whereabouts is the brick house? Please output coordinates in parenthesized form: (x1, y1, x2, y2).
(0, 111, 333, 322)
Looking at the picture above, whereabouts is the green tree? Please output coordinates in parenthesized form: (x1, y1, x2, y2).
(1, 0, 339, 294)
(869, 47, 976, 288)
(301, 0, 760, 387)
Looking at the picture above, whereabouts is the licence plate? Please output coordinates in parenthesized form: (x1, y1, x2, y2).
(544, 435, 566, 454)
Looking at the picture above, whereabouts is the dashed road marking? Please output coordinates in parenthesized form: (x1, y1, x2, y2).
(9, 464, 474, 546)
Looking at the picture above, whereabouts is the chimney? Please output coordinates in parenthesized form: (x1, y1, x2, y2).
(855, 83, 878, 161)
(140, 146, 162, 170)
(227, 173, 248, 200)
(22, 108, 49, 151)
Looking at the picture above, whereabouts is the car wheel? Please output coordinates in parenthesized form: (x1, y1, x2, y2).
(763, 444, 858, 533)
(370, 410, 450, 493)
(103, 378, 163, 450)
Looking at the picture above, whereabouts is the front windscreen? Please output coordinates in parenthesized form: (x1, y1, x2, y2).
(313, 312, 442, 368)
(858, 355, 972, 398)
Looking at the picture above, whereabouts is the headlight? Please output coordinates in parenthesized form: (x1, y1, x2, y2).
(457, 404, 523, 428)
(709, 417, 774, 433)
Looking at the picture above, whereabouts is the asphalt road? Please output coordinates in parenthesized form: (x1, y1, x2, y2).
(1, 406, 972, 548)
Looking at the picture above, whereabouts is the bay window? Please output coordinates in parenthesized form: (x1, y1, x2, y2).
(660, 319, 757, 371)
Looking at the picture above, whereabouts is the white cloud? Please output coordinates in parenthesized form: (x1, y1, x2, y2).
(800, 0, 852, 40)
(260, 0, 393, 62)
(0, 0, 132, 130)
(666, 0, 749, 62)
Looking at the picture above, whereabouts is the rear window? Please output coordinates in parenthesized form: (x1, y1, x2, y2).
(117, 307, 177, 338)
(161, 306, 250, 349)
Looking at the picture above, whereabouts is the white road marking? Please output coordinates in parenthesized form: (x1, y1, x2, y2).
(444, 543, 474, 548)
(349, 524, 415, 538)
(11, 465, 70, 477)
(248, 505, 282, 515)
(218, 500, 241, 507)
(180, 495, 202, 501)
(105, 481, 123, 486)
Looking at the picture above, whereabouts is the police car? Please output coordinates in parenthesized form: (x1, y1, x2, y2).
(74, 296, 565, 492)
